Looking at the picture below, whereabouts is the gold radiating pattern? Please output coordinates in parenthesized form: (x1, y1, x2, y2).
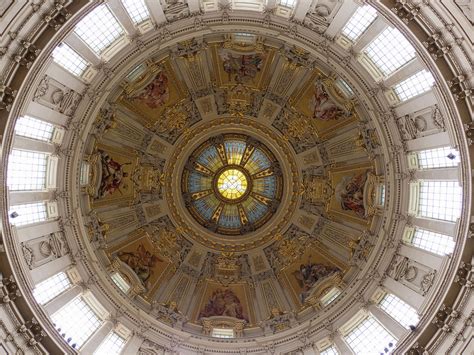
(217, 169, 248, 200)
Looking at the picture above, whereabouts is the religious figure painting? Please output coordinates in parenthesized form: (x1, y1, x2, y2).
(117, 243, 163, 290)
(110, 233, 170, 296)
(293, 262, 340, 303)
(131, 71, 170, 109)
(198, 288, 249, 321)
(309, 79, 349, 121)
(218, 48, 264, 84)
(291, 72, 356, 137)
(97, 149, 131, 199)
(334, 171, 368, 218)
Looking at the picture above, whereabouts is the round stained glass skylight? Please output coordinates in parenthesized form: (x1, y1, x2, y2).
(182, 134, 283, 235)
(216, 168, 248, 201)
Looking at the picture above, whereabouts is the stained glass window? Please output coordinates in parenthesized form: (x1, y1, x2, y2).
(217, 169, 248, 200)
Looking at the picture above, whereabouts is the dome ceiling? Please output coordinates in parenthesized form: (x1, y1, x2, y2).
(82, 33, 384, 330)
(0, 1, 471, 354)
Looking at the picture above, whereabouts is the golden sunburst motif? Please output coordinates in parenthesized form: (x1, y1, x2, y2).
(217, 168, 248, 200)
(182, 133, 283, 235)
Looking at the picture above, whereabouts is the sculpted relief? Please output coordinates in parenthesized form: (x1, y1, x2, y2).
(219, 48, 265, 85)
(293, 262, 340, 303)
(117, 243, 163, 290)
(327, 164, 376, 225)
(334, 170, 368, 219)
(97, 149, 132, 199)
(88, 145, 138, 207)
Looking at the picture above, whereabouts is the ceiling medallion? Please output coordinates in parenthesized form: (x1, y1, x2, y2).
(182, 133, 283, 236)
(215, 166, 250, 202)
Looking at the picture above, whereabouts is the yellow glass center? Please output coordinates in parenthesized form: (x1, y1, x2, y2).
(217, 168, 248, 200)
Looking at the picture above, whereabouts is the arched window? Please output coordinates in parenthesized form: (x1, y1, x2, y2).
(379, 293, 419, 329)
(393, 70, 435, 101)
(344, 316, 396, 354)
(8, 150, 48, 191)
(9, 202, 48, 226)
(14, 116, 55, 142)
(33, 272, 72, 305)
(52, 44, 90, 77)
(320, 345, 339, 355)
(415, 146, 460, 169)
(51, 296, 103, 349)
(364, 27, 415, 76)
(74, 5, 125, 55)
(94, 331, 127, 355)
(121, 0, 150, 25)
(418, 181, 462, 222)
(341, 5, 377, 42)
(404, 227, 455, 256)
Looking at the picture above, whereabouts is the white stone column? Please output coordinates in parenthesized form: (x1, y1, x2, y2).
(405, 131, 451, 151)
(383, 56, 424, 87)
(324, 1, 358, 39)
(369, 304, 406, 340)
(352, 17, 387, 52)
(333, 333, 354, 355)
(302, 344, 317, 355)
(121, 334, 144, 354)
(399, 244, 443, 270)
(9, 191, 54, 205)
(80, 320, 114, 354)
(411, 216, 457, 237)
(144, 0, 166, 24)
(15, 220, 61, 243)
(394, 91, 437, 117)
(12, 136, 55, 154)
(293, 0, 312, 22)
(30, 255, 71, 283)
(187, 0, 200, 13)
(108, 0, 137, 35)
(383, 277, 424, 309)
(44, 285, 82, 316)
(26, 102, 70, 127)
(414, 167, 459, 181)
(65, 33, 102, 66)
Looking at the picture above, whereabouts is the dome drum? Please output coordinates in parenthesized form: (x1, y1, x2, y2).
(0, 2, 471, 354)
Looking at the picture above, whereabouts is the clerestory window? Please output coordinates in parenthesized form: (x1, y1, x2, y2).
(341, 5, 378, 42)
